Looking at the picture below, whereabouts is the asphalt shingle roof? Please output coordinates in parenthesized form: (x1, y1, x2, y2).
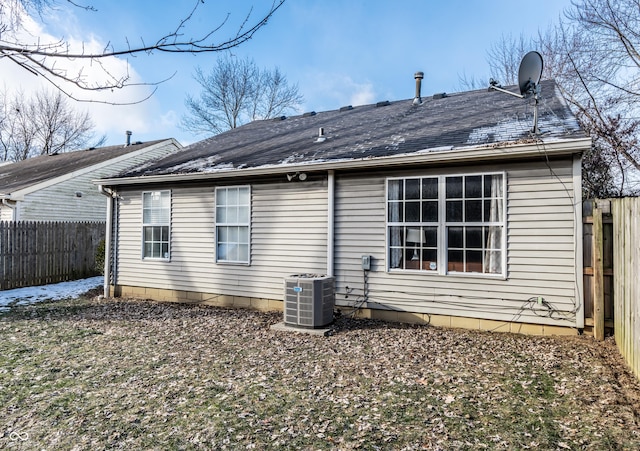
(120, 80, 585, 179)
(0, 140, 168, 195)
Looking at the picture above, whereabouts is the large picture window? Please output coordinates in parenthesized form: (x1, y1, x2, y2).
(215, 186, 250, 264)
(142, 190, 170, 260)
(387, 173, 505, 276)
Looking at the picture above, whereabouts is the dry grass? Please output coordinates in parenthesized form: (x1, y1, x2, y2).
(1, 294, 640, 450)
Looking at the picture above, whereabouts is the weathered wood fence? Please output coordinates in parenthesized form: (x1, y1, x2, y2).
(583, 200, 614, 338)
(0, 221, 105, 290)
(611, 198, 640, 380)
(585, 198, 640, 380)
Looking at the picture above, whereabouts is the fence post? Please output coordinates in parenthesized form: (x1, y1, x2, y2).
(593, 203, 605, 341)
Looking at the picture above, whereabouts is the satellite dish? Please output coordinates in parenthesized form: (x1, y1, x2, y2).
(518, 51, 543, 98)
(488, 50, 544, 134)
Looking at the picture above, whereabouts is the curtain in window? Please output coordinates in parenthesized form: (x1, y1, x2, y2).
(484, 175, 503, 274)
(389, 181, 402, 268)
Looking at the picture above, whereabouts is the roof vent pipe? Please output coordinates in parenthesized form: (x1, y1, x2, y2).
(316, 127, 326, 143)
(413, 71, 424, 105)
(125, 130, 132, 147)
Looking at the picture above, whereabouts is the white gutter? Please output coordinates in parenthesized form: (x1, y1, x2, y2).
(327, 170, 335, 277)
(98, 185, 115, 298)
(95, 137, 592, 187)
(1, 198, 17, 221)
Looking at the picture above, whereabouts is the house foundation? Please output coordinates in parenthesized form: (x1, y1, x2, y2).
(111, 285, 283, 312)
(110, 285, 578, 337)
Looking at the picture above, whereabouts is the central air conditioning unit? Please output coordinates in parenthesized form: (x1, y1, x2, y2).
(284, 274, 335, 328)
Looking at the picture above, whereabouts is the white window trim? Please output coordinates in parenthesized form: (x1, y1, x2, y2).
(215, 185, 251, 265)
(386, 172, 507, 278)
(141, 190, 171, 261)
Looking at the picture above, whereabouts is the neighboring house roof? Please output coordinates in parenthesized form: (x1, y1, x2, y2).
(103, 80, 588, 185)
(0, 139, 176, 197)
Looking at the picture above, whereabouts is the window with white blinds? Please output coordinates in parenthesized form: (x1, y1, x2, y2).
(215, 186, 250, 264)
(142, 190, 170, 260)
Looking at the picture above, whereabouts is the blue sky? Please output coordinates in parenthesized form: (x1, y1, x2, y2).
(2, 0, 573, 147)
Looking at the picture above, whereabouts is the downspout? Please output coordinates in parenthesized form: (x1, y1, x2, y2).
(113, 194, 119, 287)
(98, 185, 115, 298)
(327, 170, 335, 277)
(2, 198, 17, 221)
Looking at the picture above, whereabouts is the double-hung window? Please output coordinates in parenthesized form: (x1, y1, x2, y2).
(387, 173, 505, 276)
(215, 186, 250, 264)
(142, 190, 170, 260)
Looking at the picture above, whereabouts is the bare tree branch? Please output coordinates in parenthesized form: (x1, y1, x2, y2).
(181, 54, 303, 137)
(0, 87, 102, 160)
(0, 0, 286, 103)
(482, 0, 640, 196)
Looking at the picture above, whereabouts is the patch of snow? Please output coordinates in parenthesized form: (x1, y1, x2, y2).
(199, 163, 235, 173)
(467, 115, 580, 146)
(170, 155, 223, 172)
(385, 135, 405, 150)
(0, 276, 103, 311)
(466, 116, 531, 145)
(279, 153, 305, 164)
(124, 159, 158, 175)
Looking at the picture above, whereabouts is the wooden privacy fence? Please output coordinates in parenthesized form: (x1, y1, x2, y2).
(612, 198, 640, 380)
(583, 200, 614, 339)
(584, 198, 640, 381)
(0, 221, 105, 290)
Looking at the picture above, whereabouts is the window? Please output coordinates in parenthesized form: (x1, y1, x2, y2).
(445, 174, 504, 274)
(215, 186, 250, 264)
(142, 190, 170, 259)
(387, 173, 505, 276)
(388, 177, 439, 271)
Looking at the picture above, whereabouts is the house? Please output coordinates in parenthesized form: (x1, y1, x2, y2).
(96, 78, 590, 335)
(0, 138, 182, 222)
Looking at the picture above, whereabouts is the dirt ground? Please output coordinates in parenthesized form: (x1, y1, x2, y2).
(2, 294, 640, 449)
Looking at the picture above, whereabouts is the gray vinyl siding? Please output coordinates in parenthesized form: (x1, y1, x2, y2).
(333, 159, 580, 327)
(112, 157, 580, 327)
(18, 173, 109, 222)
(0, 206, 13, 221)
(114, 180, 329, 300)
(14, 141, 179, 222)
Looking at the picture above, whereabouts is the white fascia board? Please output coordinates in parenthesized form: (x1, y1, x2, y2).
(8, 139, 181, 201)
(97, 137, 592, 187)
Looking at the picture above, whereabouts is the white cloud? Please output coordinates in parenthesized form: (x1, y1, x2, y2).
(0, 5, 170, 146)
(160, 109, 179, 130)
(349, 83, 376, 107)
(303, 72, 377, 111)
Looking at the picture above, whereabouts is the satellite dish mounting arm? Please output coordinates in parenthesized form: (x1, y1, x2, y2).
(489, 82, 540, 134)
(488, 83, 525, 99)
(487, 50, 544, 135)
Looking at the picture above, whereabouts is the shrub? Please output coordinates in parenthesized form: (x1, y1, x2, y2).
(95, 238, 105, 275)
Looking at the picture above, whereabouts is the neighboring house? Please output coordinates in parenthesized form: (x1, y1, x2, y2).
(0, 138, 182, 222)
(97, 79, 590, 335)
